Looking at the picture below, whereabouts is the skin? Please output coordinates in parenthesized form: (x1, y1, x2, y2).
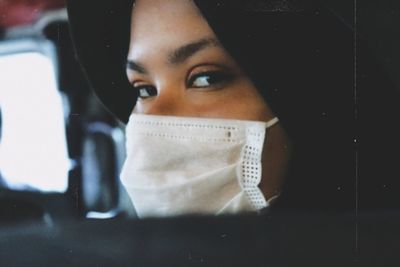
(126, 0, 291, 202)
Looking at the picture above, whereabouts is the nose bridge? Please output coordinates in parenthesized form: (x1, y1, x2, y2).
(145, 83, 183, 116)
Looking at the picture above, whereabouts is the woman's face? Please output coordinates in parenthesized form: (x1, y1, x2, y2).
(126, 0, 291, 200)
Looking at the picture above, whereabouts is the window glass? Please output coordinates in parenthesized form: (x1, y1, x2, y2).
(0, 51, 70, 192)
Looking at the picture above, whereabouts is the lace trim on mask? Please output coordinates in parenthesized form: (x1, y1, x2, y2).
(240, 129, 268, 210)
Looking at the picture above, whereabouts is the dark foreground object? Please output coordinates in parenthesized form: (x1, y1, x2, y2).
(0, 211, 399, 267)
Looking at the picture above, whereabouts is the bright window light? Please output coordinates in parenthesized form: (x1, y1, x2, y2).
(0, 52, 70, 192)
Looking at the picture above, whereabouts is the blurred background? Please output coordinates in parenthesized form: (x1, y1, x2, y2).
(0, 0, 135, 225)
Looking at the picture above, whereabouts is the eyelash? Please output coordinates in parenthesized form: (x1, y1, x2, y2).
(132, 70, 233, 99)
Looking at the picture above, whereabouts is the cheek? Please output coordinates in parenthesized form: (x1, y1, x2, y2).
(185, 81, 274, 121)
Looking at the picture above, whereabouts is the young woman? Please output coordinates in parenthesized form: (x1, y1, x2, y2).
(118, 0, 293, 217)
(67, 0, 399, 217)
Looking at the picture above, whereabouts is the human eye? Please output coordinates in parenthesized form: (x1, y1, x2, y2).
(132, 84, 157, 99)
(187, 71, 234, 89)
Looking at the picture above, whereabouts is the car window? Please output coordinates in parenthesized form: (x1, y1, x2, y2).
(0, 39, 70, 192)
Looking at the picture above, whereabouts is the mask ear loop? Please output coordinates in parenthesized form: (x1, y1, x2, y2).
(265, 117, 279, 128)
(266, 194, 280, 205)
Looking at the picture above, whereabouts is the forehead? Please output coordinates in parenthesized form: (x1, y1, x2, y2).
(129, 0, 215, 52)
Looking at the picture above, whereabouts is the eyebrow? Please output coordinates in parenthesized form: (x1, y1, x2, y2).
(126, 61, 148, 74)
(167, 37, 220, 65)
(126, 37, 220, 73)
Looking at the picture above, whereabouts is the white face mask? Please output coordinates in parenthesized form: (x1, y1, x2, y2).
(120, 114, 279, 218)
